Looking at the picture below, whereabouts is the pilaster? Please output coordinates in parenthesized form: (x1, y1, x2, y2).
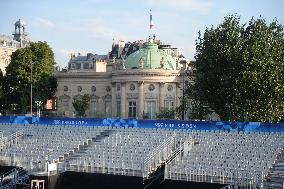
(138, 81, 144, 118)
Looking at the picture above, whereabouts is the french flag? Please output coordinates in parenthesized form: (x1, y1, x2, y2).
(150, 10, 154, 29)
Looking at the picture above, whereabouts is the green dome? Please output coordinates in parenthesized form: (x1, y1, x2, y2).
(124, 43, 176, 70)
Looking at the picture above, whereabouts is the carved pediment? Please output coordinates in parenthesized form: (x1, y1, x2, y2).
(145, 93, 157, 99)
(73, 94, 83, 100)
(165, 94, 176, 99)
(127, 93, 138, 99)
(102, 94, 112, 100)
(90, 94, 100, 100)
(59, 94, 71, 100)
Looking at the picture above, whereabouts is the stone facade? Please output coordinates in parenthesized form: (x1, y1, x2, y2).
(55, 38, 192, 119)
(0, 44, 15, 74)
(0, 19, 30, 74)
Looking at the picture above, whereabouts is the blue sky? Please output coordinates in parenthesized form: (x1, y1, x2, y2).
(0, 0, 283, 67)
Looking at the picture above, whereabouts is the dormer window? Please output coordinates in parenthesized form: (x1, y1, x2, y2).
(89, 63, 94, 69)
(83, 63, 89, 69)
(71, 63, 75, 69)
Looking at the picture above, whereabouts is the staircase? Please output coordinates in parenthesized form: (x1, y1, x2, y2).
(164, 137, 193, 179)
(0, 167, 29, 189)
(58, 129, 116, 173)
(143, 136, 193, 189)
(266, 152, 284, 189)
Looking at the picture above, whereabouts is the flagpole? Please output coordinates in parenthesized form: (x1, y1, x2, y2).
(149, 9, 154, 42)
(150, 9, 152, 39)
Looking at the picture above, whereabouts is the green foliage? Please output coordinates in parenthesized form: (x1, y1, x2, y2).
(3, 41, 57, 114)
(0, 69, 3, 114)
(72, 94, 91, 117)
(194, 15, 284, 122)
(176, 82, 211, 120)
(34, 75, 57, 103)
(156, 108, 175, 120)
(188, 101, 211, 120)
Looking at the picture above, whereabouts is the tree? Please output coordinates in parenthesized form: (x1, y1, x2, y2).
(3, 41, 57, 114)
(0, 69, 4, 114)
(175, 82, 211, 120)
(193, 15, 284, 122)
(156, 108, 175, 120)
(72, 94, 91, 117)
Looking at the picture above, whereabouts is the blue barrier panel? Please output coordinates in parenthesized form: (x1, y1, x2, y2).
(39, 117, 103, 126)
(137, 119, 214, 130)
(0, 116, 283, 132)
(0, 116, 13, 123)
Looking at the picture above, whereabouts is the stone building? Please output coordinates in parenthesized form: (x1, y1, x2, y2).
(55, 37, 192, 119)
(0, 19, 30, 74)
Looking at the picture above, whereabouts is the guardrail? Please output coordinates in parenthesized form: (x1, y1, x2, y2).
(165, 166, 265, 188)
(142, 133, 177, 179)
(0, 130, 24, 150)
(0, 167, 29, 189)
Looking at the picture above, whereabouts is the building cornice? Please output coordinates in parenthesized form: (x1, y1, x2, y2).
(54, 71, 112, 78)
(112, 69, 182, 77)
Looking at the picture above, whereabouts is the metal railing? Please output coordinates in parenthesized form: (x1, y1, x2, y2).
(59, 162, 143, 177)
(265, 172, 284, 189)
(142, 133, 177, 179)
(164, 137, 193, 179)
(165, 166, 266, 188)
(0, 167, 29, 189)
(0, 130, 24, 150)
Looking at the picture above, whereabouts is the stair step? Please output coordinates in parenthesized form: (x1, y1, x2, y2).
(60, 129, 116, 169)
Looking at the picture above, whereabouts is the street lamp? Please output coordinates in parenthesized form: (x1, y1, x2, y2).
(35, 100, 43, 117)
(30, 61, 37, 116)
(182, 68, 192, 120)
(30, 61, 33, 116)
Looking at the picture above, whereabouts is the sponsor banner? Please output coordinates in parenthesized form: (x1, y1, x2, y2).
(0, 116, 283, 132)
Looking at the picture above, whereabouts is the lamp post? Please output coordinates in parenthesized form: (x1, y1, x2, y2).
(182, 70, 185, 120)
(30, 61, 33, 116)
(35, 100, 43, 117)
(180, 59, 187, 120)
(30, 61, 37, 116)
(182, 68, 192, 120)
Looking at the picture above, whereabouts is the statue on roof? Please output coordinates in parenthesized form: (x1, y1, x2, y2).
(139, 57, 144, 69)
(122, 58, 126, 69)
(160, 57, 165, 69)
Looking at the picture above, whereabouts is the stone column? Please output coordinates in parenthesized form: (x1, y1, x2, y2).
(159, 82, 165, 110)
(138, 81, 144, 118)
(121, 82, 126, 118)
(111, 82, 116, 117)
(176, 82, 182, 108)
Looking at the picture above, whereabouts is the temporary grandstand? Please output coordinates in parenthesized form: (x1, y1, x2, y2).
(0, 119, 283, 189)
